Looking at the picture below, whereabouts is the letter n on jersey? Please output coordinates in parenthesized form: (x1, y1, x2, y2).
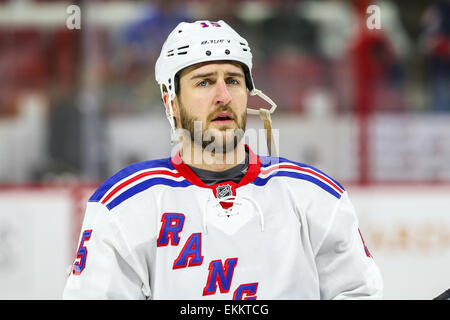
(157, 213, 185, 246)
(203, 258, 238, 296)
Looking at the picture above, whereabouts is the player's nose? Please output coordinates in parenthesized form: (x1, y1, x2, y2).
(214, 78, 232, 106)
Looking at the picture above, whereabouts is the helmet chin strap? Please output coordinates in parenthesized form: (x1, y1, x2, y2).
(167, 113, 177, 146)
(162, 87, 177, 146)
(247, 88, 278, 157)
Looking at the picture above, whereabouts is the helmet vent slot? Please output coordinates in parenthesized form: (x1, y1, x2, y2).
(239, 42, 249, 52)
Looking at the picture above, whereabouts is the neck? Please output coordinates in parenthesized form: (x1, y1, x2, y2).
(180, 138, 246, 172)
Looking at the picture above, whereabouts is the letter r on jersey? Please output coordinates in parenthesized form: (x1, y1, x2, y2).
(157, 213, 185, 247)
(203, 258, 238, 296)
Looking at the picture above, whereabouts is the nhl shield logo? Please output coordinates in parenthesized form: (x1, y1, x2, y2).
(216, 184, 232, 199)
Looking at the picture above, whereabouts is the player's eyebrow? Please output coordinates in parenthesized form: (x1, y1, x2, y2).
(189, 71, 244, 80)
(190, 72, 214, 80)
(226, 72, 245, 78)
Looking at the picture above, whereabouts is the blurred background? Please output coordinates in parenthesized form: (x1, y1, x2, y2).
(0, 0, 449, 299)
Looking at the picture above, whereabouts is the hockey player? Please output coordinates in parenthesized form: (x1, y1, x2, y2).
(63, 20, 383, 299)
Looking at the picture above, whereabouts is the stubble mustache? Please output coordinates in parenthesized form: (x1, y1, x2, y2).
(179, 104, 247, 154)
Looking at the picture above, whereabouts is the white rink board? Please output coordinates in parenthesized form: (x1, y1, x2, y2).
(349, 186, 450, 300)
(0, 186, 449, 299)
(0, 188, 73, 299)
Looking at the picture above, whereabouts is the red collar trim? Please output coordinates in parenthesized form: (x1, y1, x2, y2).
(170, 144, 261, 191)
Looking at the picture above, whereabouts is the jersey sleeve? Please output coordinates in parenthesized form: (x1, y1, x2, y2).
(313, 191, 383, 299)
(62, 201, 149, 299)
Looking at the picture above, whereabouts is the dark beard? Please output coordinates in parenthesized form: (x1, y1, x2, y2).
(177, 102, 247, 154)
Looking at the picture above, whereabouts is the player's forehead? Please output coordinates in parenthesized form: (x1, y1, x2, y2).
(178, 60, 245, 80)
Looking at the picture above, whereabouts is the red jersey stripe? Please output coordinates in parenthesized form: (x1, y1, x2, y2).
(101, 169, 182, 204)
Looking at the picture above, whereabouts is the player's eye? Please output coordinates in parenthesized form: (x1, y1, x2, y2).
(197, 79, 210, 87)
(226, 78, 240, 85)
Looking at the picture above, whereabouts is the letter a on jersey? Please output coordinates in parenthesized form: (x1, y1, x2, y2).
(203, 258, 238, 296)
(173, 233, 204, 269)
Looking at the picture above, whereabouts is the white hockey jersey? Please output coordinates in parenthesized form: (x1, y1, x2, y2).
(63, 146, 383, 300)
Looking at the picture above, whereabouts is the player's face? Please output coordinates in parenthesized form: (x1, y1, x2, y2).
(175, 61, 248, 152)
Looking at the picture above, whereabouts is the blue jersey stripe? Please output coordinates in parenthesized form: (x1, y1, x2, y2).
(253, 171, 342, 199)
(105, 177, 192, 210)
(89, 158, 174, 202)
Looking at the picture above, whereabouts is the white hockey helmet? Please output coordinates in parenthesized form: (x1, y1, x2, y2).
(155, 20, 277, 153)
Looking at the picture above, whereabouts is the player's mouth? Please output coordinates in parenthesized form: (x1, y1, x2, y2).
(210, 111, 234, 125)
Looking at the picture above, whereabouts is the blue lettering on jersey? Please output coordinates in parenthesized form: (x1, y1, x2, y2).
(157, 213, 185, 247)
(233, 282, 258, 300)
(173, 233, 204, 269)
(203, 258, 238, 296)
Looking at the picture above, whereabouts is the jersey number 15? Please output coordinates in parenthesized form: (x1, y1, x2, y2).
(72, 229, 92, 275)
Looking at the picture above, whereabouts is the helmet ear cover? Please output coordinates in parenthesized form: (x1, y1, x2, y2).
(174, 73, 180, 95)
(242, 64, 254, 91)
